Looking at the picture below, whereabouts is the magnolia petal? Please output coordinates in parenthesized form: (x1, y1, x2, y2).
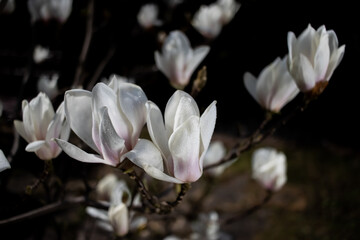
(122, 139, 183, 184)
(108, 203, 129, 237)
(99, 107, 126, 166)
(313, 33, 330, 81)
(86, 207, 109, 222)
(30, 93, 54, 139)
(184, 46, 210, 83)
(155, 51, 171, 80)
(22, 100, 36, 142)
(117, 82, 148, 148)
(296, 24, 316, 61)
(55, 138, 115, 166)
(325, 45, 345, 81)
(327, 30, 339, 54)
(146, 101, 171, 160)
(199, 101, 217, 166)
(65, 89, 99, 153)
(25, 140, 46, 152)
(243, 72, 259, 105)
(169, 116, 201, 182)
(92, 83, 132, 145)
(173, 96, 200, 131)
(292, 54, 316, 92)
(46, 102, 65, 141)
(0, 150, 11, 172)
(287, 31, 296, 65)
(165, 90, 199, 134)
(14, 120, 30, 143)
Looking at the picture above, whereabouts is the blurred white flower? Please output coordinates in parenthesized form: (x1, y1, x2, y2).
(192, 4, 223, 39)
(190, 211, 231, 240)
(37, 74, 59, 100)
(124, 90, 216, 183)
(1, 0, 15, 14)
(28, 0, 73, 23)
(87, 173, 146, 237)
(251, 147, 287, 191)
(0, 150, 11, 172)
(33, 45, 50, 64)
(287, 24, 345, 93)
(155, 30, 210, 89)
(216, 0, 240, 24)
(55, 77, 148, 167)
(244, 57, 300, 113)
(137, 4, 162, 29)
(14, 93, 70, 160)
(203, 140, 235, 177)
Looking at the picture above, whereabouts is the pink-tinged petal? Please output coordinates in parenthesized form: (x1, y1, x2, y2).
(25, 140, 46, 152)
(199, 101, 217, 166)
(55, 138, 115, 166)
(184, 46, 210, 85)
(165, 90, 198, 134)
(313, 33, 330, 82)
(325, 45, 345, 81)
(117, 82, 148, 148)
(29, 93, 54, 140)
(14, 120, 30, 143)
(65, 89, 99, 153)
(0, 150, 11, 172)
(92, 83, 132, 147)
(243, 72, 259, 104)
(99, 107, 126, 166)
(146, 101, 171, 163)
(291, 54, 316, 92)
(121, 139, 183, 184)
(169, 116, 201, 182)
(173, 96, 200, 131)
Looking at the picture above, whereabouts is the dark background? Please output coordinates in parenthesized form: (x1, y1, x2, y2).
(1, 0, 360, 239)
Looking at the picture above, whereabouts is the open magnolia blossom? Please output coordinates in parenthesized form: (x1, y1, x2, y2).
(287, 24, 345, 93)
(155, 30, 210, 89)
(37, 74, 59, 100)
(55, 78, 148, 167)
(251, 147, 287, 191)
(192, 4, 223, 39)
(123, 90, 217, 183)
(244, 57, 300, 113)
(137, 3, 162, 29)
(86, 174, 146, 237)
(14, 93, 70, 160)
(27, 0, 73, 23)
(0, 150, 11, 172)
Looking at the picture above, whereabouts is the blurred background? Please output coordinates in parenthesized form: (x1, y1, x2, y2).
(1, 0, 359, 239)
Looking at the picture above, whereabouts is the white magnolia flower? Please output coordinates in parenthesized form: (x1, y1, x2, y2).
(203, 141, 235, 177)
(87, 174, 146, 237)
(37, 74, 59, 99)
(216, 0, 240, 24)
(244, 57, 300, 113)
(137, 4, 162, 29)
(33, 45, 50, 64)
(287, 24, 345, 92)
(155, 30, 210, 89)
(0, 150, 11, 172)
(14, 93, 70, 160)
(55, 78, 148, 167)
(251, 147, 287, 191)
(28, 0, 73, 23)
(192, 4, 223, 39)
(123, 90, 216, 183)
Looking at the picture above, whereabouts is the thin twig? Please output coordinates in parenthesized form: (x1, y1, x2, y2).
(222, 190, 273, 225)
(72, 0, 94, 88)
(25, 160, 53, 196)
